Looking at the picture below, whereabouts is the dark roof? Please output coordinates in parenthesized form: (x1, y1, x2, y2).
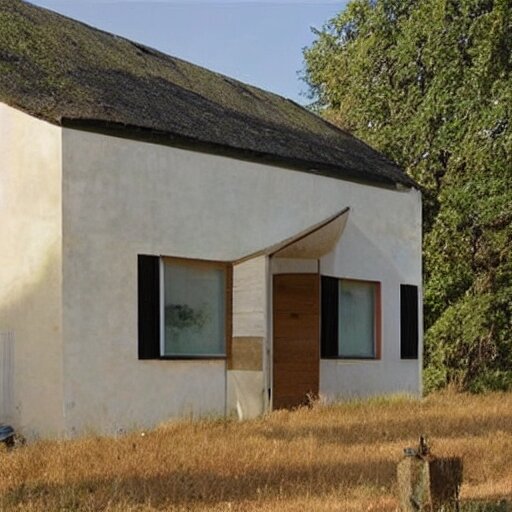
(0, 0, 416, 188)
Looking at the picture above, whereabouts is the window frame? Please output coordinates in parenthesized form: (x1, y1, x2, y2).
(158, 256, 232, 360)
(321, 276, 381, 361)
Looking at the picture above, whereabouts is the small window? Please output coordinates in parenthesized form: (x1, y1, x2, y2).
(138, 255, 231, 359)
(321, 276, 381, 359)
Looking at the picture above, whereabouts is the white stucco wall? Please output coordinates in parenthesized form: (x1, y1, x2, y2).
(318, 181, 423, 400)
(61, 128, 421, 435)
(0, 103, 64, 437)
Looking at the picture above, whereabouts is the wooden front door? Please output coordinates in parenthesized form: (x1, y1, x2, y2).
(272, 273, 320, 409)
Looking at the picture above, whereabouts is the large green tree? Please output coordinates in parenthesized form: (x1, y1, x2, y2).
(304, 0, 512, 392)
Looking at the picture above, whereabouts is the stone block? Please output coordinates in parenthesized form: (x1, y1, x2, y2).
(398, 456, 462, 511)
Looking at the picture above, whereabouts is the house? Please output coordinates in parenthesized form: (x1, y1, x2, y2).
(0, 0, 422, 439)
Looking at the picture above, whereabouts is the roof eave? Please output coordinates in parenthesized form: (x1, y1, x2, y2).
(60, 117, 419, 190)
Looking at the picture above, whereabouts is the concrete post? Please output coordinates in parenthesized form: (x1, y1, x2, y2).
(397, 438, 463, 511)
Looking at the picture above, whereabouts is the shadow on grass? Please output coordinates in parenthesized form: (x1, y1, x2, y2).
(2, 458, 510, 510)
(259, 412, 512, 446)
(461, 500, 511, 511)
(1, 458, 396, 509)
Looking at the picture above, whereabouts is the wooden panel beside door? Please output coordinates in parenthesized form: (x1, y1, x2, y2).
(272, 273, 320, 409)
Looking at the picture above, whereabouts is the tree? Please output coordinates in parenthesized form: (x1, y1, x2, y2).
(304, 0, 512, 392)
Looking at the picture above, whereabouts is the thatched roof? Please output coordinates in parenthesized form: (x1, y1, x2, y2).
(0, 0, 416, 187)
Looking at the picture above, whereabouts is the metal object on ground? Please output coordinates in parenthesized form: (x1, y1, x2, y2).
(0, 424, 15, 447)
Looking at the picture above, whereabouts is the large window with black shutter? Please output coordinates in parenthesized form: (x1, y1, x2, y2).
(321, 276, 381, 359)
(400, 284, 419, 359)
(138, 255, 231, 359)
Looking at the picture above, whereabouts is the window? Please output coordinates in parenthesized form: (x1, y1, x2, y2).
(138, 255, 231, 359)
(321, 276, 381, 359)
(162, 258, 227, 357)
(400, 284, 419, 359)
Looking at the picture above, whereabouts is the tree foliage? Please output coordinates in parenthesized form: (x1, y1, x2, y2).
(304, 0, 512, 392)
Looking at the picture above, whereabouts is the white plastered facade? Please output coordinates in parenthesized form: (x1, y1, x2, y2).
(0, 103, 63, 437)
(0, 103, 422, 438)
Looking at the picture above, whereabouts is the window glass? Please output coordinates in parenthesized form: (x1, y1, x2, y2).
(338, 280, 375, 358)
(163, 260, 226, 356)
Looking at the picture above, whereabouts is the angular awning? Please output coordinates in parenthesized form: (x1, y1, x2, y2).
(235, 208, 349, 263)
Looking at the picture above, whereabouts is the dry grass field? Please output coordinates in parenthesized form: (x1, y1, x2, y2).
(0, 391, 511, 511)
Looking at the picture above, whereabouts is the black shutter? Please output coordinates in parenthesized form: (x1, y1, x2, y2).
(321, 276, 339, 358)
(138, 255, 160, 359)
(400, 284, 419, 359)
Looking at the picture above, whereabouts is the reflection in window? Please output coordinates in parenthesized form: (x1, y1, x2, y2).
(163, 260, 226, 356)
(321, 276, 379, 359)
(338, 280, 376, 358)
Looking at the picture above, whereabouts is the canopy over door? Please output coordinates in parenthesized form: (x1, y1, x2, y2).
(235, 208, 349, 264)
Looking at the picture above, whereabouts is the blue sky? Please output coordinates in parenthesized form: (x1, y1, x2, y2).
(28, 1, 347, 104)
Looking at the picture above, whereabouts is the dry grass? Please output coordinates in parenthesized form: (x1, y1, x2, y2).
(0, 391, 511, 511)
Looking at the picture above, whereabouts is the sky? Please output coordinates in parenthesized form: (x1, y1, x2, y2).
(28, 0, 347, 104)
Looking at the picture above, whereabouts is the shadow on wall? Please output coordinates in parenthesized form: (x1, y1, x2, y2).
(0, 248, 62, 435)
(321, 221, 415, 282)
